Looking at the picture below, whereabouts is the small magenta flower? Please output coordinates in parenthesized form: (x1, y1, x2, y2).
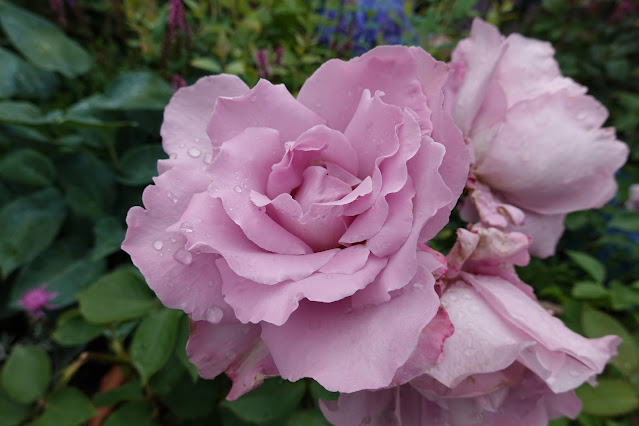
(254, 48, 272, 78)
(18, 284, 58, 318)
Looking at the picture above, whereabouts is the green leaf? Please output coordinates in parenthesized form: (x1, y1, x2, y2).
(103, 401, 157, 426)
(161, 374, 218, 420)
(0, 47, 57, 100)
(0, 101, 47, 126)
(576, 379, 639, 417)
(0, 386, 31, 426)
(581, 305, 639, 376)
(175, 314, 199, 382)
(609, 211, 639, 232)
(131, 308, 182, 383)
(571, 281, 609, 300)
(77, 268, 157, 324)
(308, 380, 339, 405)
(222, 378, 306, 423)
(91, 216, 126, 260)
(117, 145, 166, 186)
(93, 381, 144, 407)
(52, 309, 105, 345)
(1, 345, 51, 404)
(0, 149, 56, 187)
(34, 387, 95, 426)
(566, 250, 606, 283)
(287, 409, 332, 426)
(0, 1, 92, 77)
(190, 57, 223, 73)
(0, 188, 66, 278)
(11, 239, 106, 309)
(91, 72, 172, 110)
(610, 281, 639, 310)
(148, 354, 185, 396)
(55, 150, 115, 220)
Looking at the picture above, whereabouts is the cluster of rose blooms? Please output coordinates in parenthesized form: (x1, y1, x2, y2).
(123, 20, 629, 425)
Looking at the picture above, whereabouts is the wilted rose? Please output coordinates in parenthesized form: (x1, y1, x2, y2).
(322, 225, 620, 425)
(448, 18, 628, 257)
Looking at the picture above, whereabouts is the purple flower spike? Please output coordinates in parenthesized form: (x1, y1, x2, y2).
(168, 0, 189, 38)
(18, 284, 58, 319)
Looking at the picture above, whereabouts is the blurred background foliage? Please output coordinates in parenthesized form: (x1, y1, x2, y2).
(0, 0, 637, 425)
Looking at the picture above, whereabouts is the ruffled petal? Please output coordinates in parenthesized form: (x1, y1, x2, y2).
(186, 320, 260, 379)
(159, 75, 249, 173)
(261, 281, 439, 392)
(220, 249, 386, 326)
(207, 127, 313, 255)
(207, 79, 325, 147)
(175, 193, 338, 284)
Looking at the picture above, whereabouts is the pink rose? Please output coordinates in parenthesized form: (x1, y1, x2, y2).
(122, 46, 470, 397)
(322, 225, 620, 425)
(448, 18, 628, 257)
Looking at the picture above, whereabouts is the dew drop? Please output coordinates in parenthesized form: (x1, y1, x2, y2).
(180, 222, 194, 233)
(153, 240, 163, 250)
(169, 282, 175, 288)
(170, 237, 176, 243)
(577, 112, 587, 121)
(207, 281, 213, 287)
(169, 152, 177, 159)
(569, 369, 581, 377)
(166, 191, 173, 199)
(234, 185, 242, 193)
(194, 137, 200, 143)
(173, 248, 193, 265)
(188, 147, 201, 158)
(204, 153, 213, 164)
(205, 306, 224, 324)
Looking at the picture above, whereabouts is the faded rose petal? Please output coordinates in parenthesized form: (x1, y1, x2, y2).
(449, 18, 628, 257)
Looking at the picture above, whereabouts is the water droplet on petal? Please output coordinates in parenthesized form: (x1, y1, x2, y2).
(569, 369, 581, 377)
(188, 147, 201, 158)
(194, 137, 200, 143)
(234, 185, 242, 193)
(173, 248, 193, 265)
(153, 240, 163, 250)
(169, 282, 175, 287)
(180, 222, 194, 233)
(577, 112, 587, 121)
(204, 153, 213, 164)
(170, 237, 176, 243)
(205, 306, 224, 324)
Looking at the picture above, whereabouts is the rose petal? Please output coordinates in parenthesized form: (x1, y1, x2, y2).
(207, 79, 325, 147)
(466, 273, 621, 392)
(175, 193, 338, 284)
(225, 340, 279, 401)
(186, 320, 260, 379)
(123, 167, 234, 321)
(261, 282, 439, 392)
(220, 250, 387, 326)
(207, 127, 313, 255)
(159, 75, 249, 173)
(475, 92, 628, 215)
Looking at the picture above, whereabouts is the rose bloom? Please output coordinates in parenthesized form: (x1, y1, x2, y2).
(447, 18, 628, 257)
(122, 46, 469, 398)
(322, 225, 620, 425)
